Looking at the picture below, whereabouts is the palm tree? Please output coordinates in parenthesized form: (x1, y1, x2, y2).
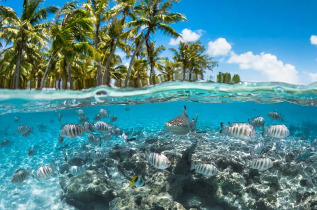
(161, 59, 180, 81)
(170, 42, 189, 80)
(124, 0, 187, 87)
(84, 0, 109, 86)
(102, 0, 136, 85)
(146, 41, 165, 85)
(0, 0, 58, 89)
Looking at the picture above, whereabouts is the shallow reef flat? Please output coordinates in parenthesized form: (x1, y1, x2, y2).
(59, 132, 317, 210)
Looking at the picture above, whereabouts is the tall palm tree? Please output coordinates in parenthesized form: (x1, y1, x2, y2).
(102, 0, 136, 85)
(124, 0, 187, 87)
(146, 41, 165, 85)
(170, 42, 190, 81)
(0, 0, 58, 89)
(84, 0, 109, 86)
(161, 59, 180, 81)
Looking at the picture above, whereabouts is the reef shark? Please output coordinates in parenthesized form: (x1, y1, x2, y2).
(165, 106, 205, 140)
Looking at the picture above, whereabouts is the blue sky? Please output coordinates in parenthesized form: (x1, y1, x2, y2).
(2, 0, 317, 84)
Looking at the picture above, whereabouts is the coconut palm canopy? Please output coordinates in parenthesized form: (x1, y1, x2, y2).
(0, 0, 218, 89)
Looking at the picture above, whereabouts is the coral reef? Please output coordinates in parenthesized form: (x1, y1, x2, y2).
(59, 132, 317, 209)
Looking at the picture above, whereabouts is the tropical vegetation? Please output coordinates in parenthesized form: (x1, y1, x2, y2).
(0, 0, 221, 89)
(216, 72, 241, 84)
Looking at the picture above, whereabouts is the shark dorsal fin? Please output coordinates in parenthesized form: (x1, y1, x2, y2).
(183, 106, 188, 117)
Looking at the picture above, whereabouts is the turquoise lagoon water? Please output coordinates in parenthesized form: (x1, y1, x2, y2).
(0, 82, 316, 209)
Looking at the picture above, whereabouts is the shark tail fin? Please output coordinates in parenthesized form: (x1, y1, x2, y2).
(183, 106, 187, 117)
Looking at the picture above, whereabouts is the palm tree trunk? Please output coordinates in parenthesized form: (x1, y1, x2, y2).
(62, 62, 67, 89)
(94, 22, 101, 86)
(125, 31, 150, 87)
(14, 44, 23, 89)
(67, 60, 73, 89)
(41, 55, 54, 89)
(182, 67, 186, 81)
(189, 68, 192, 81)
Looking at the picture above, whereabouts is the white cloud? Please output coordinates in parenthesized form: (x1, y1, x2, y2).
(311, 35, 317, 45)
(227, 51, 300, 84)
(304, 71, 317, 82)
(207, 38, 232, 57)
(169, 28, 202, 45)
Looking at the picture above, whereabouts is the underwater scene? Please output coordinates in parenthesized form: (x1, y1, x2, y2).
(0, 82, 317, 210)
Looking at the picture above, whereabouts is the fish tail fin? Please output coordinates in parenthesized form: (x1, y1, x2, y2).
(220, 123, 229, 134)
(190, 162, 196, 171)
(263, 126, 268, 136)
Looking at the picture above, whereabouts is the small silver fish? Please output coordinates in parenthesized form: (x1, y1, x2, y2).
(1, 139, 9, 146)
(248, 116, 265, 127)
(165, 106, 198, 135)
(69, 165, 86, 176)
(99, 109, 109, 118)
(220, 122, 257, 140)
(253, 142, 264, 154)
(250, 158, 273, 171)
(130, 176, 145, 187)
(110, 115, 117, 123)
(268, 112, 283, 121)
(84, 122, 95, 132)
(58, 113, 62, 122)
(95, 121, 112, 134)
(146, 152, 170, 170)
(88, 133, 102, 147)
(60, 124, 85, 139)
(18, 125, 32, 137)
(11, 169, 29, 184)
(263, 125, 289, 139)
(37, 165, 55, 179)
(93, 113, 102, 121)
(76, 109, 85, 117)
(190, 162, 218, 177)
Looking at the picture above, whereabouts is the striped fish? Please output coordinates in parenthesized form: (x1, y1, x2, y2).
(253, 142, 264, 154)
(69, 165, 86, 176)
(165, 106, 198, 135)
(95, 121, 112, 134)
(263, 125, 289, 139)
(76, 109, 85, 117)
(18, 125, 32, 137)
(91, 150, 106, 160)
(250, 158, 273, 171)
(130, 176, 145, 187)
(60, 124, 85, 139)
(37, 165, 55, 179)
(145, 152, 170, 170)
(190, 163, 218, 177)
(248, 116, 265, 127)
(220, 122, 257, 140)
(88, 133, 102, 147)
(268, 112, 283, 121)
(11, 169, 29, 184)
(84, 122, 95, 132)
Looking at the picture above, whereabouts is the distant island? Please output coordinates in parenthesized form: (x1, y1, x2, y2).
(0, 0, 240, 89)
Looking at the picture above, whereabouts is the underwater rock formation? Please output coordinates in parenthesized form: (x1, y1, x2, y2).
(60, 132, 317, 209)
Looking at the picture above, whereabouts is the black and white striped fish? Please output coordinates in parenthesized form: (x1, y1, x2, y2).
(18, 125, 32, 137)
(60, 124, 85, 139)
(145, 152, 170, 170)
(84, 122, 95, 132)
(252, 142, 264, 154)
(88, 133, 102, 147)
(220, 122, 257, 140)
(165, 106, 197, 135)
(91, 150, 106, 160)
(268, 112, 283, 121)
(95, 121, 112, 134)
(263, 125, 289, 139)
(36, 165, 55, 179)
(11, 169, 29, 184)
(69, 165, 86, 176)
(248, 116, 265, 127)
(250, 158, 273, 171)
(190, 162, 218, 177)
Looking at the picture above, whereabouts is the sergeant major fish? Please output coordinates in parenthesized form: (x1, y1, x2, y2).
(76, 109, 85, 117)
(250, 158, 273, 171)
(88, 133, 102, 147)
(263, 124, 289, 139)
(220, 122, 257, 140)
(95, 121, 112, 134)
(69, 165, 86, 176)
(37, 165, 56, 179)
(190, 162, 218, 177)
(252, 142, 264, 154)
(130, 176, 145, 187)
(84, 122, 95, 132)
(60, 124, 85, 139)
(268, 112, 283, 121)
(11, 169, 29, 184)
(145, 151, 170, 170)
(248, 116, 265, 127)
(18, 125, 32, 137)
